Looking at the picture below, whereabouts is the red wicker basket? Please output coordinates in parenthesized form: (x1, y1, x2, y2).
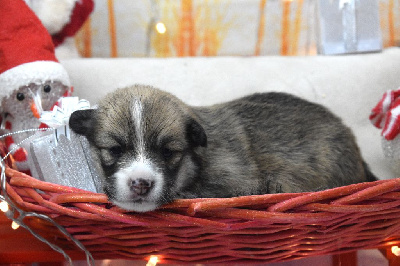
(3, 148, 400, 264)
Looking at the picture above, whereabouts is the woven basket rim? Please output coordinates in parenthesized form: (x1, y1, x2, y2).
(6, 167, 400, 225)
(4, 163, 400, 264)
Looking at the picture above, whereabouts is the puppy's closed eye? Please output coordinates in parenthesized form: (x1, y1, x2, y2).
(161, 142, 184, 168)
(109, 145, 124, 157)
(101, 145, 124, 166)
(162, 147, 174, 159)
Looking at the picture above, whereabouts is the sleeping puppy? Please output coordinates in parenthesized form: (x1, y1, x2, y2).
(69, 85, 376, 212)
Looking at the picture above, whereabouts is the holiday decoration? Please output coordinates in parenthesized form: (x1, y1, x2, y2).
(26, 0, 95, 59)
(0, 2, 97, 260)
(317, 0, 382, 55)
(370, 88, 400, 175)
(0, 0, 73, 174)
(370, 88, 400, 140)
(0, 160, 94, 265)
(28, 97, 103, 193)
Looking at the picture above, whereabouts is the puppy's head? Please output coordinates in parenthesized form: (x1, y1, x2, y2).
(69, 85, 206, 212)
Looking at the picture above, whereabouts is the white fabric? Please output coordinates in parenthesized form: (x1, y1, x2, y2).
(25, 0, 76, 35)
(55, 37, 81, 60)
(0, 61, 71, 100)
(62, 48, 400, 180)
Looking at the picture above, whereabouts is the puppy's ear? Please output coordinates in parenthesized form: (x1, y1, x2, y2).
(69, 109, 96, 137)
(187, 118, 207, 147)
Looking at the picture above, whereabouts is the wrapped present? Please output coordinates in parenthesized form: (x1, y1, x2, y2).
(317, 0, 382, 55)
(27, 97, 103, 193)
(381, 135, 400, 176)
(28, 130, 103, 193)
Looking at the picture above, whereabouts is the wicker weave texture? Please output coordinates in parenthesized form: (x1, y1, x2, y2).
(5, 167, 400, 264)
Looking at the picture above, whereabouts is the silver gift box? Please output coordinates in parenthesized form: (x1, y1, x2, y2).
(28, 129, 103, 193)
(317, 0, 382, 55)
(381, 136, 400, 177)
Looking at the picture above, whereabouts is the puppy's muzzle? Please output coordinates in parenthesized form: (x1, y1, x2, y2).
(115, 162, 161, 201)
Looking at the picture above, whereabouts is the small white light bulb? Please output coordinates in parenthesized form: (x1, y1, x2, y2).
(11, 221, 20, 230)
(0, 201, 9, 212)
(146, 255, 159, 266)
(155, 22, 166, 34)
(392, 246, 400, 256)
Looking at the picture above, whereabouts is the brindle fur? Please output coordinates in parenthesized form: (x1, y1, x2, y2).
(70, 85, 376, 208)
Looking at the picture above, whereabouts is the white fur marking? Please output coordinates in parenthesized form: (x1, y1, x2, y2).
(112, 99, 165, 212)
(132, 100, 146, 161)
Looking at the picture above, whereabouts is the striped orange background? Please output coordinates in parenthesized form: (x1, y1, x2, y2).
(75, 0, 399, 58)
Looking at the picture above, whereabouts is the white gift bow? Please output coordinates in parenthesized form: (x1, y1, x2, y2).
(39, 97, 91, 128)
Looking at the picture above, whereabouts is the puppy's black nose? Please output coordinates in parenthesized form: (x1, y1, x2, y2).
(130, 179, 154, 196)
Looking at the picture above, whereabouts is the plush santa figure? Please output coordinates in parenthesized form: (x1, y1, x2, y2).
(0, 0, 73, 173)
(25, 0, 94, 59)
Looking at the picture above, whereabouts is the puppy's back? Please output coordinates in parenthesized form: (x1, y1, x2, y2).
(194, 92, 370, 194)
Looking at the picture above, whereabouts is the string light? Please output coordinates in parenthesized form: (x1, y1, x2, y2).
(146, 255, 159, 266)
(0, 127, 95, 265)
(155, 22, 166, 34)
(392, 246, 400, 256)
(0, 127, 54, 165)
(11, 221, 20, 230)
(0, 201, 9, 212)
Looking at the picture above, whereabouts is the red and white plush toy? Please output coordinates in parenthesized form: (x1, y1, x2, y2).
(0, 0, 73, 173)
(370, 88, 400, 140)
(25, 0, 94, 59)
